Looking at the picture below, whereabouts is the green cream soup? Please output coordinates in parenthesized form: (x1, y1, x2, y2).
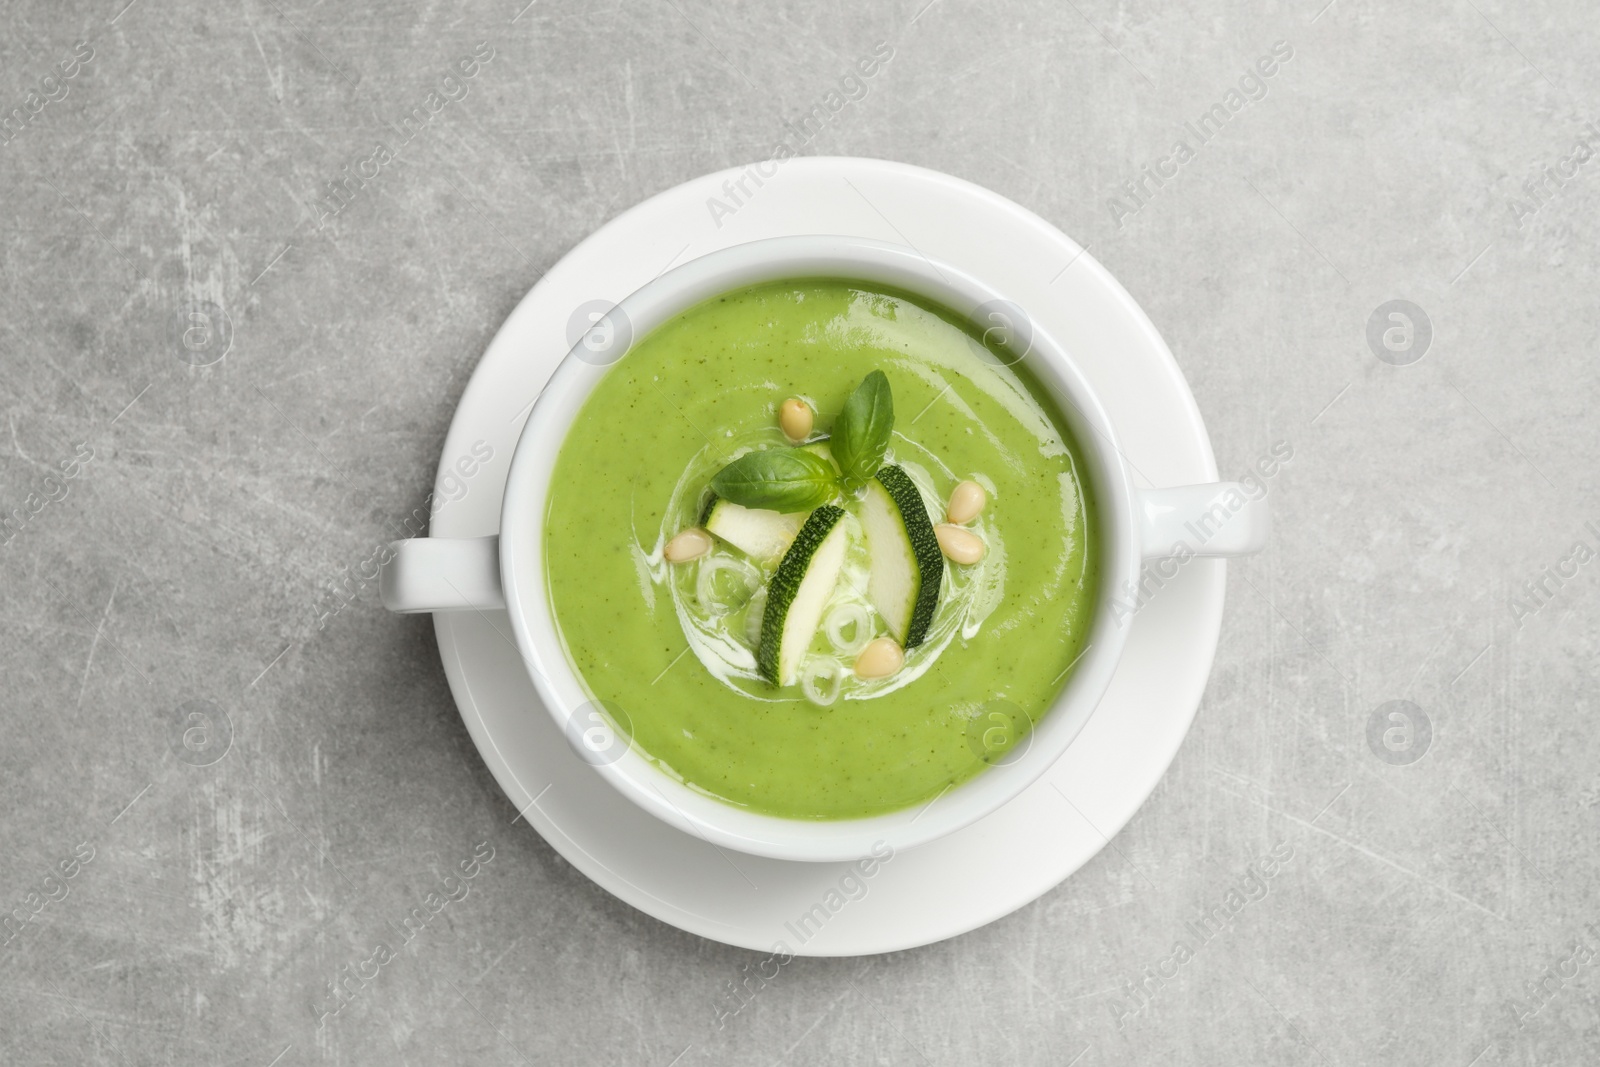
(544, 280, 1098, 820)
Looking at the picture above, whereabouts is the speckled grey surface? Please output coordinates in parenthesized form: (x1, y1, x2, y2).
(4, 0, 1599, 1063)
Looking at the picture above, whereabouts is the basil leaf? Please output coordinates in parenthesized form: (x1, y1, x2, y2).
(830, 370, 894, 491)
(709, 448, 839, 512)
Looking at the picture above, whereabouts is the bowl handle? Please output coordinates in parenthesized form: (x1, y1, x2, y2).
(1137, 484, 1269, 560)
(380, 536, 505, 613)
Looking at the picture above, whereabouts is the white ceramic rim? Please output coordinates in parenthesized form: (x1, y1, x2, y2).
(496, 235, 1142, 863)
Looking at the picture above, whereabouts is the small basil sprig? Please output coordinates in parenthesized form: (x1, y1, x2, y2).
(709, 448, 838, 512)
(830, 370, 894, 492)
(707, 372, 896, 511)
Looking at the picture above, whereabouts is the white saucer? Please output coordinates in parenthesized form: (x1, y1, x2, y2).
(429, 158, 1225, 956)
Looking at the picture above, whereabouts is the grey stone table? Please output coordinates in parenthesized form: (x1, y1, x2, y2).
(3, 0, 1596, 1063)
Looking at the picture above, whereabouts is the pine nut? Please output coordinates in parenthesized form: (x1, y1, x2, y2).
(854, 636, 904, 679)
(779, 397, 813, 443)
(935, 524, 986, 564)
(664, 527, 712, 563)
(947, 480, 988, 524)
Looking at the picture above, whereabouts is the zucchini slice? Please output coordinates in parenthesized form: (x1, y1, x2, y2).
(860, 466, 943, 648)
(700, 495, 804, 562)
(757, 505, 849, 685)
